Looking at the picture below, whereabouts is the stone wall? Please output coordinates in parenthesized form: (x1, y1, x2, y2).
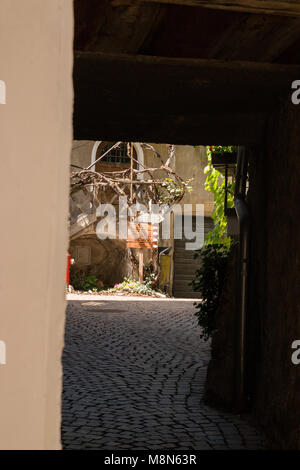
(69, 236, 131, 287)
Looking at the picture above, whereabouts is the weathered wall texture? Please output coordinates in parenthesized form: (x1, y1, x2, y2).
(0, 0, 73, 449)
(72, 141, 95, 168)
(247, 102, 300, 449)
(143, 144, 214, 214)
(70, 237, 131, 286)
(71, 142, 214, 213)
(69, 142, 214, 286)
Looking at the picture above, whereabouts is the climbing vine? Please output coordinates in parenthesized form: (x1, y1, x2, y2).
(192, 244, 231, 341)
(192, 145, 237, 340)
(204, 145, 236, 249)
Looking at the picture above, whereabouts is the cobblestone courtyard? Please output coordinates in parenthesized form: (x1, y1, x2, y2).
(62, 294, 266, 450)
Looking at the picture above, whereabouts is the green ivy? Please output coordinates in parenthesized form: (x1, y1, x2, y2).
(204, 146, 235, 249)
(209, 145, 238, 154)
(107, 277, 163, 297)
(192, 244, 231, 341)
(191, 145, 236, 340)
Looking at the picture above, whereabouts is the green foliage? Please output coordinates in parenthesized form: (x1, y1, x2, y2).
(143, 272, 157, 289)
(191, 145, 236, 339)
(204, 146, 235, 249)
(70, 272, 100, 291)
(107, 276, 163, 297)
(192, 244, 231, 341)
(157, 177, 193, 204)
(209, 145, 238, 154)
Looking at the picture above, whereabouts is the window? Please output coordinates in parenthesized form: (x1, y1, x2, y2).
(97, 142, 131, 164)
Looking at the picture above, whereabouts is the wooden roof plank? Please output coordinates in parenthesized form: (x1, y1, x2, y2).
(112, 0, 300, 17)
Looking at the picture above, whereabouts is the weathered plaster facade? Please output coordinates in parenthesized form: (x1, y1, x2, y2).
(69, 142, 213, 288)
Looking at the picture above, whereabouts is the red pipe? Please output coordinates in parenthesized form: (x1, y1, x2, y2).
(66, 253, 72, 287)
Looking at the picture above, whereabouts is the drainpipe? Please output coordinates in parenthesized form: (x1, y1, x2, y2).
(234, 146, 250, 411)
(158, 245, 171, 263)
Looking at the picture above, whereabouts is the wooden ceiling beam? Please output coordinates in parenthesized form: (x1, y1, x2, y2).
(112, 0, 300, 17)
(74, 110, 266, 145)
(74, 52, 300, 144)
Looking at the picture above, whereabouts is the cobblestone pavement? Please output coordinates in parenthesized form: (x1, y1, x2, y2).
(62, 294, 266, 450)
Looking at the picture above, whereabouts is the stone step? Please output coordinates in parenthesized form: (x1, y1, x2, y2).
(174, 239, 203, 246)
(175, 260, 199, 267)
(174, 250, 198, 259)
(175, 255, 200, 262)
(173, 280, 195, 290)
(174, 273, 197, 281)
(175, 267, 201, 275)
(172, 290, 201, 299)
(175, 271, 198, 279)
